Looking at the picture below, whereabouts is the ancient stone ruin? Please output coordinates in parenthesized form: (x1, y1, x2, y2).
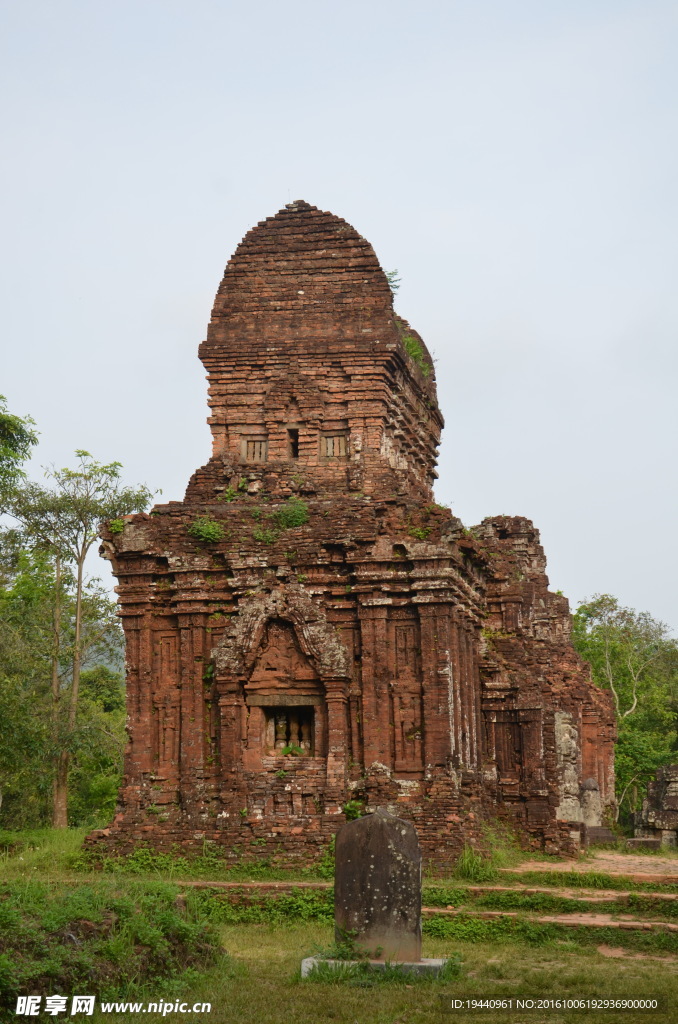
(95, 200, 616, 863)
(632, 765, 678, 849)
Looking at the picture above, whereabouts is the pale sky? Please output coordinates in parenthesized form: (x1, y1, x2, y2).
(2, 0, 676, 631)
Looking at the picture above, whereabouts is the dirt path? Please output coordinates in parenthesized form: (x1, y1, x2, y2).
(505, 850, 678, 883)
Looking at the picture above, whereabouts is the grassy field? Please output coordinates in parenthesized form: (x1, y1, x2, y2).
(90, 921, 677, 1024)
(1, 830, 677, 1024)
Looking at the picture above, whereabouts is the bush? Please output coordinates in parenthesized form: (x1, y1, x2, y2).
(0, 879, 222, 1009)
(187, 516, 225, 543)
(402, 335, 430, 377)
(274, 497, 309, 529)
(453, 845, 498, 882)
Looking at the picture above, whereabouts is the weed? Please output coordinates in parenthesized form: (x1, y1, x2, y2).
(187, 516, 225, 543)
(274, 497, 310, 529)
(342, 799, 366, 821)
(500, 869, 678, 893)
(453, 845, 499, 883)
(303, 954, 462, 985)
(423, 911, 678, 955)
(0, 878, 221, 1011)
(316, 836, 335, 880)
(252, 526, 279, 545)
(108, 518, 125, 534)
(408, 526, 431, 541)
(385, 269, 401, 295)
(191, 887, 334, 926)
(402, 334, 430, 377)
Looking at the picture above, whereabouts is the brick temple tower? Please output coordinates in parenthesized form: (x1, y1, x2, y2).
(96, 201, 616, 861)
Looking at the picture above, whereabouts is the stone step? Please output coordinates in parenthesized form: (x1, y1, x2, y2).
(502, 866, 678, 886)
(585, 827, 618, 845)
(422, 907, 678, 932)
(627, 838, 662, 851)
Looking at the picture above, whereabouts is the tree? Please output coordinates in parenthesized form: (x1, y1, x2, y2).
(0, 542, 125, 825)
(67, 665, 126, 826)
(0, 395, 38, 503)
(5, 451, 154, 826)
(573, 594, 678, 823)
(0, 547, 55, 820)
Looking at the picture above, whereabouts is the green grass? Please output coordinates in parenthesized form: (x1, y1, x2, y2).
(0, 827, 91, 876)
(0, 878, 224, 1013)
(1, 832, 677, 1022)
(424, 912, 678, 955)
(500, 869, 678, 894)
(423, 885, 678, 918)
(0, 829, 333, 883)
(80, 843, 336, 882)
(89, 922, 677, 1024)
(453, 845, 499, 882)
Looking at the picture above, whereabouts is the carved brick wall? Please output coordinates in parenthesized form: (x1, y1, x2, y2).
(92, 201, 615, 864)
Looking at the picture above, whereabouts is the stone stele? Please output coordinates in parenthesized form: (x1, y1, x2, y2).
(334, 807, 422, 962)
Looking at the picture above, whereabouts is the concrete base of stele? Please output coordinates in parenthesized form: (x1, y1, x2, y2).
(301, 956, 449, 978)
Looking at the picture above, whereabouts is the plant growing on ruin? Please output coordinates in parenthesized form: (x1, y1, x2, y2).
(408, 526, 431, 541)
(385, 269, 401, 295)
(274, 496, 309, 529)
(187, 516, 225, 543)
(402, 334, 430, 377)
(342, 799, 365, 820)
(453, 845, 498, 882)
(252, 526, 278, 545)
(281, 744, 304, 757)
(108, 518, 125, 534)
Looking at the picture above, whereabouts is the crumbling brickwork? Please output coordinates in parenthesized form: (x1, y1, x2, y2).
(94, 201, 615, 864)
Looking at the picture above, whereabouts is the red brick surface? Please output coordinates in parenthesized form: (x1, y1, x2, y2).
(92, 202, 615, 865)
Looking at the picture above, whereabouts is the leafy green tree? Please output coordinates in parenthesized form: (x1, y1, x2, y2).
(0, 547, 61, 821)
(68, 666, 126, 826)
(5, 451, 154, 825)
(0, 395, 38, 501)
(573, 594, 678, 823)
(0, 544, 125, 826)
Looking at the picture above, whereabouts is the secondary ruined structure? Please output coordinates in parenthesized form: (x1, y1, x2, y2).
(96, 201, 615, 863)
(633, 766, 678, 848)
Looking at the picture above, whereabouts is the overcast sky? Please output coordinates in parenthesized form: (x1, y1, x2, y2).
(2, 0, 676, 632)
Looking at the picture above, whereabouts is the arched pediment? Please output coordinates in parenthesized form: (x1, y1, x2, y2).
(212, 584, 351, 679)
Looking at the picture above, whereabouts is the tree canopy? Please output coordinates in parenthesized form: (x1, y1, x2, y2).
(0, 395, 38, 501)
(1, 443, 154, 827)
(573, 594, 678, 822)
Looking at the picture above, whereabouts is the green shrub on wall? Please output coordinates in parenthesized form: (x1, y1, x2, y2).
(187, 516, 225, 543)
